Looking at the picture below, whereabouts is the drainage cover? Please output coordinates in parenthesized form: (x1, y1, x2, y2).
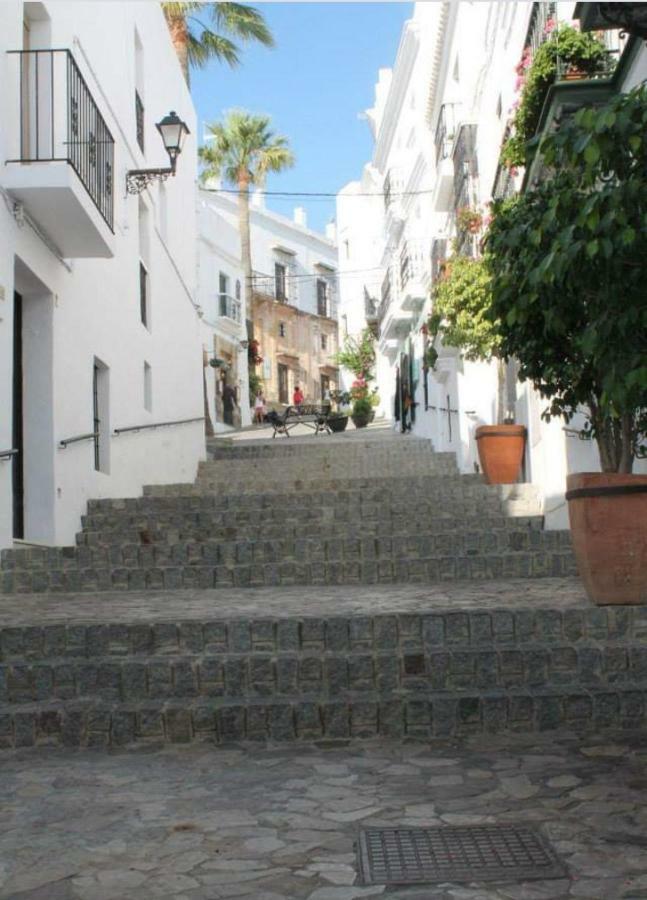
(357, 825, 567, 886)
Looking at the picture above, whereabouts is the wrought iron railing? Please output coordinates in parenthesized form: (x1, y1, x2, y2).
(400, 240, 430, 288)
(383, 168, 405, 212)
(252, 270, 298, 305)
(434, 103, 457, 165)
(218, 293, 242, 323)
(452, 123, 478, 213)
(7, 49, 115, 230)
(135, 89, 145, 153)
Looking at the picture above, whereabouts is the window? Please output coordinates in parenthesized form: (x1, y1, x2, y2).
(219, 271, 229, 295)
(143, 361, 152, 412)
(321, 333, 327, 351)
(134, 30, 144, 153)
(93, 358, 110, 474)
(279, 322, 286, 338)
(317, 279, 328, 317)
(235, 279, 241, 300)
(275, 262, 287, 302)
(138, 199, 150, 329)
(139, 261, 148, 327)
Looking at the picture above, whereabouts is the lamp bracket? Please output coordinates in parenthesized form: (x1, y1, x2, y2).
(126, 168, 174, 195)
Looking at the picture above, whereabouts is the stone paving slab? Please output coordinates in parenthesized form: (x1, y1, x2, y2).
(2, 730, 647, 899)
(0, 578, 592, 627)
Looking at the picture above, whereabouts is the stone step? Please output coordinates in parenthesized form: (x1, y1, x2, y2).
(1, 549, 577, 594)
(205, 440, 447, 461)
(2, 640, 644, 705)
(4, 529, 573, 572)
(75, 515, 546, 547)
(2, 684, 645, 748)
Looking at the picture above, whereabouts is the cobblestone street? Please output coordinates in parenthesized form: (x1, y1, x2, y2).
(2, 731, 647, 900)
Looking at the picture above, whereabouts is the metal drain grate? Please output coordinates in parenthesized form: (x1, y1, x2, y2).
(357, 825, 567, 886)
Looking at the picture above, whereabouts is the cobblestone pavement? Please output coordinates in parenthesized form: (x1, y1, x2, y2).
(2, 731, 647, 899)
(0, 578, 589, 627)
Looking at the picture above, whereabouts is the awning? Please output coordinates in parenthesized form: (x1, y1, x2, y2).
(315, 261, 336, 272)
(273, 244, 297, 256)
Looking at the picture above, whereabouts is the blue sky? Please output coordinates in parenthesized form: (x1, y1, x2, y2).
(190, 2, 413, 233)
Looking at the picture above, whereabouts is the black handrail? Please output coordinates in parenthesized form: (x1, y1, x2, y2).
(0, 448, 19, 460)
(114, 417, 204, 435)
(59, 432, 98, 448)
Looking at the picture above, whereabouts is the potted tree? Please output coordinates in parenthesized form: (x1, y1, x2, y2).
(428, 254, 526, 484)
(328, 390, 351, 432)
(487, 87, 647, 605)
(335, 328, 377, 429)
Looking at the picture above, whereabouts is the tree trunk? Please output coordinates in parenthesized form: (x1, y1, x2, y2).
(496, 357, 506, 425)
(163, 9, 190, 84)
(238, 172, 253, 348)
(590, 397, 634, 474)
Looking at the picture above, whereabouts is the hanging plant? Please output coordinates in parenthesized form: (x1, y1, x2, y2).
(502, 24, 611, 170)
(456, 206, 483, 235)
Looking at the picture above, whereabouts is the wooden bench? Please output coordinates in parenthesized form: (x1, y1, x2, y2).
(267, 404, 332, 438)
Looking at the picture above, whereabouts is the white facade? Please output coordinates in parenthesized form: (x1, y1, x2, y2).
(0, 1, 205, 550)
(337, 1, 646, 527)
(198, 188, 338, 414)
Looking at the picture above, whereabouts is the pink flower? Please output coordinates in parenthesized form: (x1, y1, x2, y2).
(544, 17, 556, 33)
(510, 99, 520, 111)
(510, 167, 519, 177)
(514, 75, 525, 91)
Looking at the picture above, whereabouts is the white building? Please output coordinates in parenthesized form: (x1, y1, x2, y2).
(0, 1, 205, 550)
(198, 188, 339, 414)
(337, 0, 646, 527)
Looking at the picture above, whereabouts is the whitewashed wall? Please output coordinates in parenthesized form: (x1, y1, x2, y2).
(0, 1, 204, 549)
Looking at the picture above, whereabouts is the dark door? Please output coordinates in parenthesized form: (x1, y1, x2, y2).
(316, 280, 328, 317)
(278, 363, 289, 404)
(12, 293, 24, 539)
(274, 263, 286, 302)
(93, 363, 101, 471)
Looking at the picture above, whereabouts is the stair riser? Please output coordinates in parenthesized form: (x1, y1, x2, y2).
(5, 532, 573, 571)
(2, 689, 645, 749)
(3, 643, 645, 704)
(76, 518, 546, 546)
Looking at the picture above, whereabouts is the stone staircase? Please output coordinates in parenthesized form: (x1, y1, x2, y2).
(1, 431, 644, 750)
(0, 438, 572, 595)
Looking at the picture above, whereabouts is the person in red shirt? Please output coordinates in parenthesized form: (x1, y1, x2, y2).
(292, 385, 304, 407)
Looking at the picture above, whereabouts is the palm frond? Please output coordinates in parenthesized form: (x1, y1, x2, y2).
(210, 3, 274, 47)
(199, 110, 294, 188)
(187, 26, 240, 68)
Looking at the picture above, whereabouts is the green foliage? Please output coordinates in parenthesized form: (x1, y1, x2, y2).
(163, 3, 273, 70)
(334, 328, 376, 381)
(503, 25, 610, 169)
(486, 87, 647, 472)
(199, 110, 294, 187)
(352, 398, 373, 418)
(429, 256, 500, 362)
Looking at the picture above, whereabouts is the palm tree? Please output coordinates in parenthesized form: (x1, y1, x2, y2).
(199, 111, 295, 345)
(163, 3, 273, 83)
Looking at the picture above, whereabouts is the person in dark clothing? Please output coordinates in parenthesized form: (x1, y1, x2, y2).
(222, 383, 237, 426)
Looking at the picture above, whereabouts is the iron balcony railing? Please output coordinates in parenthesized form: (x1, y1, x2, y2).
(452, 123, 478, 213)
(525, 1, 557, 59)
(7, 48, 115, 231)
(434, 103, 458, 165)
(218, 293, 242, 323)
(252, 270, 298, 305)
(400, 240, 430, 289)
(377, 270, 392, 333)
(383, 168, 405, 212)
(364, 286, 378, 321)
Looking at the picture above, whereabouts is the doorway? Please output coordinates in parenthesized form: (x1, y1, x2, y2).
(12, 293, 24, 539)
(278, 363, 289, 404)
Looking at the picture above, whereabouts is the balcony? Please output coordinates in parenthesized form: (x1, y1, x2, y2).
(399, 239, 430, 311)
(452, 123, 478, 214)
(430, 238, 447, 286)
(201, 292, 242, 334)
(252, 270, 298, 305)
(4, 49, 115, 258)
(383, 167, 405, 234)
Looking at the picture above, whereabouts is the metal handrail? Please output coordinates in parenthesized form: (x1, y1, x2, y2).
(0, 448, 19, 460)
(114, 416, 204, 435)
(59, 432, 98, 449)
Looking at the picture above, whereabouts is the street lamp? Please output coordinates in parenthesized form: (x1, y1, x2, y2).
(126, 110, 190, 195)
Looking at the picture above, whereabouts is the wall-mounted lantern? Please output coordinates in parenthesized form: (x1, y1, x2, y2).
(126, 111, 190, 195)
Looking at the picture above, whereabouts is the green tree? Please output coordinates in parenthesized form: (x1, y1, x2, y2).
(199, 110, 294, 348)
(163, 3, 273, 83)
(428, 255, 510, 424)
(486, 87, 647, 472)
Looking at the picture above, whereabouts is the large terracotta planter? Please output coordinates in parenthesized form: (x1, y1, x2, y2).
(475, 425, 527, 484)
(566, 472, 647, 606)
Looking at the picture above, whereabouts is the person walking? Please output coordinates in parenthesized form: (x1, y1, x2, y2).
(253, 389, 266, 425)
(222, 383, 237, 426)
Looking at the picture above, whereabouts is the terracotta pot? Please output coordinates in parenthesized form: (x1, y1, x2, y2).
(566, 472, 647, 606)
(475, 425, 527, 485)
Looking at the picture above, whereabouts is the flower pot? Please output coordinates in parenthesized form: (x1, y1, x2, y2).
(328, 415, 349, 433)
(475, 425, 527, 485)
(351, 413, 371, 429)
(566, 472, 647, 606)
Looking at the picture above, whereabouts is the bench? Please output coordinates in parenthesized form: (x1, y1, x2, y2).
(267, 404, 332, 438)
